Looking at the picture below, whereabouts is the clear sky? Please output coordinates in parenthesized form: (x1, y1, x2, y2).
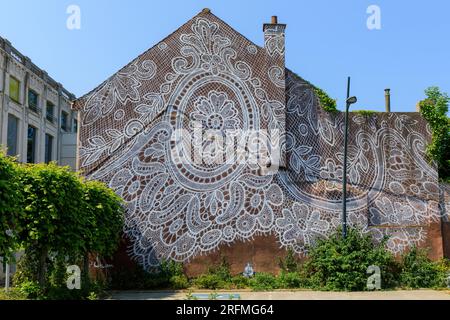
(0, 0, 449, 112)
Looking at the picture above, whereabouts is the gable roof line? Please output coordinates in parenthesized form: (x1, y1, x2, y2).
(73, 9, 265, 109)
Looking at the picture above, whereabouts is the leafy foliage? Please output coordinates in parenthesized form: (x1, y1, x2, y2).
(277, 272, 306, 288)
(290, 72, 337, 112)
(82, 180, 124, 258)
(231, 275, 250, 289)
(6, 161, 124, 299)
(278, 248, 301, 273)
(248, 273, 279, 291)
(419, 86, 450, 181)
(399, 247, 449, 288)
(314, 86, 338, 113)
(193, 274, 226, 289)
(351, 110, 378, 116)
(0, 152, 23, 260)
(110, 260, 186, 290)
(193, 257, 232, 289)
(303, 227, 399, 291)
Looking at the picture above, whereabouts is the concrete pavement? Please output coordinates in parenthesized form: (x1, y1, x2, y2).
(109, 289, 450, 300)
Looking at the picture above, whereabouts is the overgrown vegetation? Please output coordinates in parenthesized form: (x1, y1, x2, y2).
(418, 86, 450, 182)
(0, 152, 22, 261)
(303, 228, 399, 291)
(0, 152, 124, 300)
(291, 72, 338, 113)
(314, 86, 338, 113)
(106, 228, 450, 293)
(110, 260, 189, 290)
(399, 247, 449, 289)
(351, 110, 379, 116)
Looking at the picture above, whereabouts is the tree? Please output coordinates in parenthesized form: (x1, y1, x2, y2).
(17, 163, 87, 286)
(0, 152, 22, 261)
(419, 87, 450, 182)
(81, 180, 124, 281)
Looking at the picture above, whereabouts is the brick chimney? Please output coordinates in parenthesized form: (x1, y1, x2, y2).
(263, 16, 286, 59)
(262, 16, 287, 172)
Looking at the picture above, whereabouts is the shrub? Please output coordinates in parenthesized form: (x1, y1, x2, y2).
(170, 275, 190, 289)
(194, 274, 225, 290)
(249, 273, 278, 291)
(17, 280, 42, 299)
(303, 227, 399, 291)
(0, 152, 23, 259)
(277, 272, 306, 289)
(399, 247, 448, 288)
(231, 275, 249, 289)
(278, 248, 301, 273)
(206, 257, 232, 282)
(109, 260, 185, 290)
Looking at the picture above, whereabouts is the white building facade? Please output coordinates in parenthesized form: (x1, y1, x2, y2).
(0, 36, 77, 168)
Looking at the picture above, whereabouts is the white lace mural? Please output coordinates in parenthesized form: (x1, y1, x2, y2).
(74, 13, 445, 270)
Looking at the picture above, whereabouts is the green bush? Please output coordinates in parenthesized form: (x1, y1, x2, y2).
(110, 260, 185, 290)
(399, 247, 448, 288)
(231, 275, 250, 289)
(303, 227, 399, 291)
(249, 273, 278, 291)
(206, 257, 232, 282)
(278, 248, 301, 273)
(277, 272, 306, 289)
(194, 274, 226, 289)
(170, 275, 190, 289)
(0, 152, 23, 259)
(17, 280, 42, 299)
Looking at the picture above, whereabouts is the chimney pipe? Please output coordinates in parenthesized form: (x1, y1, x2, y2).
(385, 88, 391, 112)
(271, 16, 278, 24)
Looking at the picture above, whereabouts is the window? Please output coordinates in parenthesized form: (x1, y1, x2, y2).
(9, 76, 20, 103)
(27, 126, 37, 163)
(46, 101, 55, 122)
(45, 134, 53, 163)
(7, 114, 18, 156)
(61, 111, 68, 131)
(73, 118, 78, 133)
(28, 90, 39, 111)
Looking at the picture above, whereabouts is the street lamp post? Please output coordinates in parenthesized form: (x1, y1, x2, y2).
(342, 77, 357, 239)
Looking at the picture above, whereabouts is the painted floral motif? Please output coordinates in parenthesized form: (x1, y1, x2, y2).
(191, 91, 240, 131)
(76, 14, 442, 270)
(277, 203, 329, 252)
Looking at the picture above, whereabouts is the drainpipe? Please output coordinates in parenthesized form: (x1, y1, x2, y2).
(385, 88, 391, 112)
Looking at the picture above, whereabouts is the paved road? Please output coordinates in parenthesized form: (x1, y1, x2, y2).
(109, 289, 450, 300)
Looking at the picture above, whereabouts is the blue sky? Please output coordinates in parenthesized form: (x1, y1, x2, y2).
(0, 0, 449, 112)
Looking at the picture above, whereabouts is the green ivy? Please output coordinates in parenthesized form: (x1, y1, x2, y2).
(313, 86, 338, 113)
(351, 110, 379, 116)
(418, 87, 450, 182)
(291, 72, 337, 113)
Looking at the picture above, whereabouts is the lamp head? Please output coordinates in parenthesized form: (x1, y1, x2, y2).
(346, 96, 357, 105)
